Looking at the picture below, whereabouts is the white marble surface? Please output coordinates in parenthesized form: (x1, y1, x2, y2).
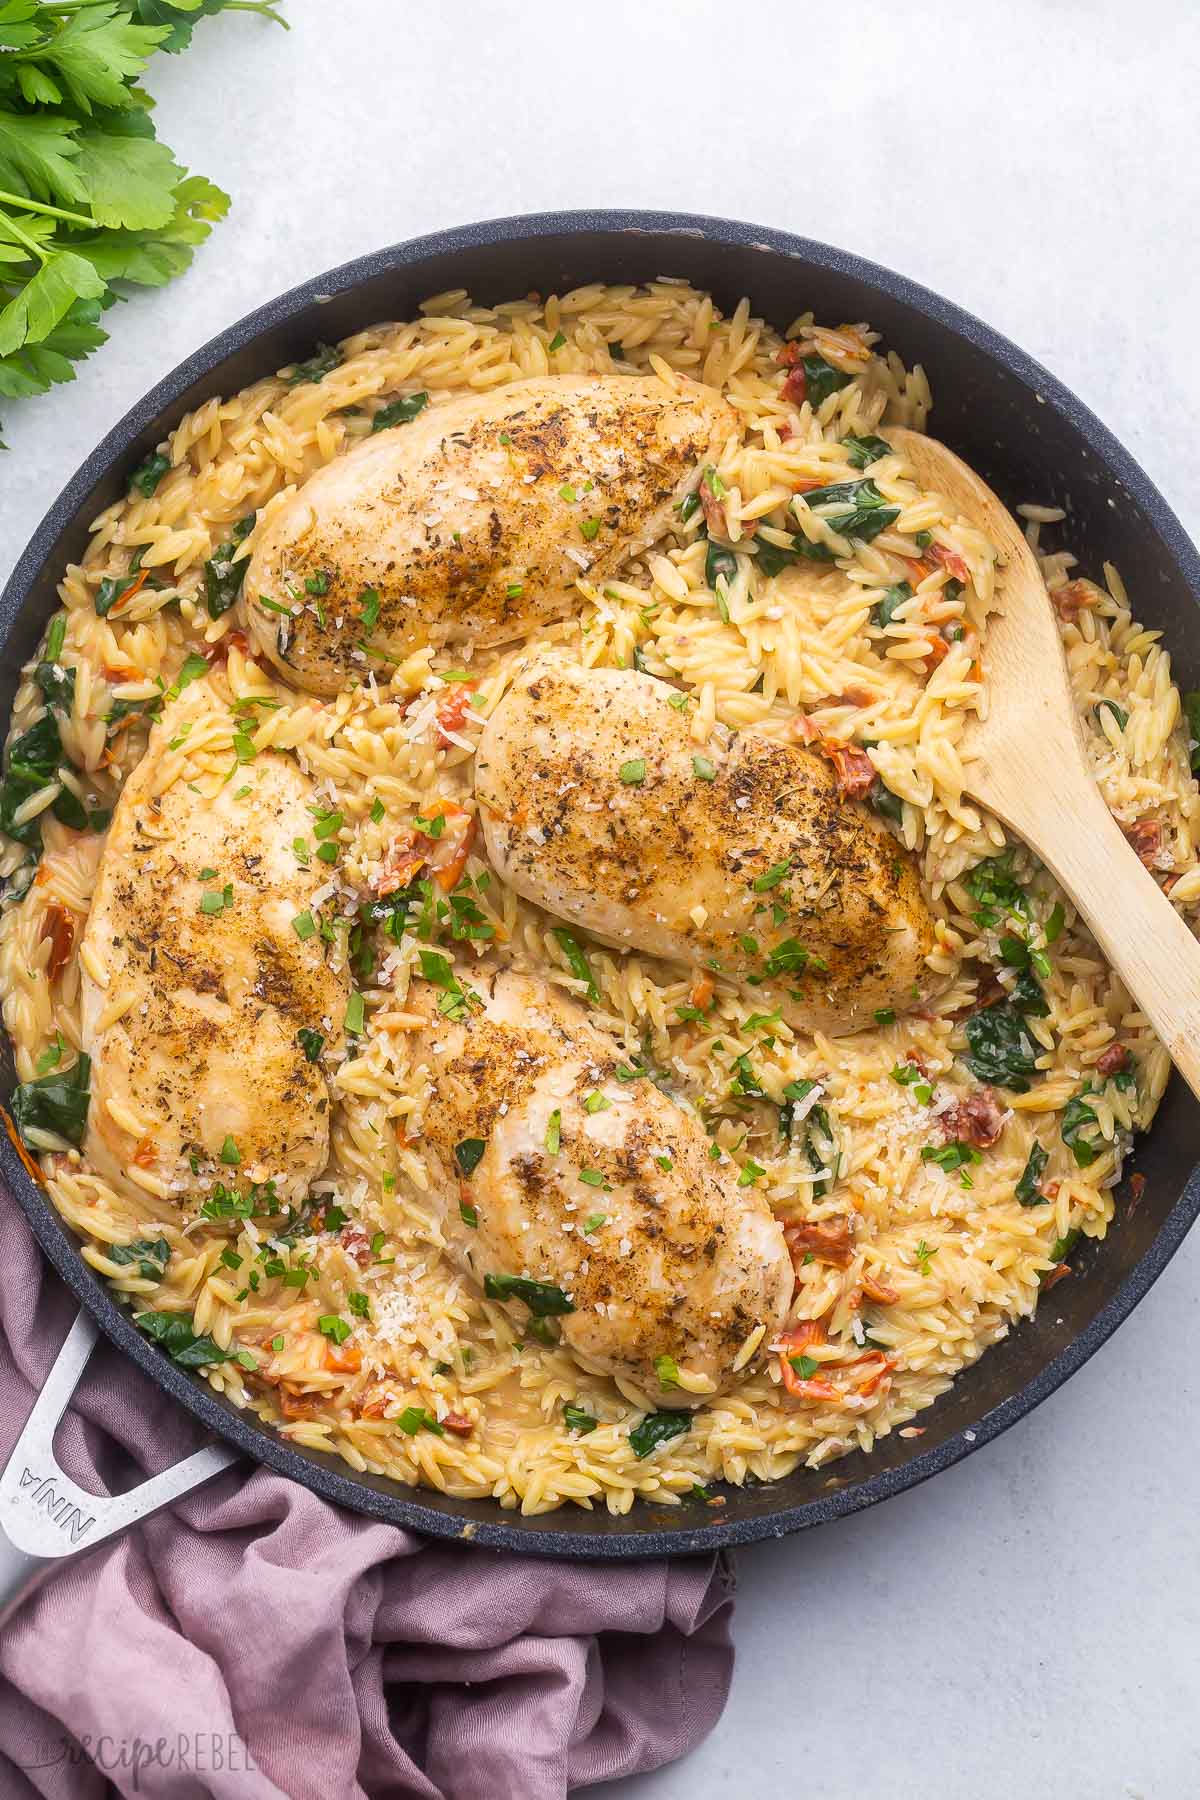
(2, 3, 1198, 1795)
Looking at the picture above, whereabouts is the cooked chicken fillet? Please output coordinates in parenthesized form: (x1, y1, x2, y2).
(244, 374, 734, 696)
(476, 658, 941, 1034)
(407, 966, 791, 1401)
(79, 687, 348, 1205)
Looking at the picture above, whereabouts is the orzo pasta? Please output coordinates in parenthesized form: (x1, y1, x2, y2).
(1, 281, 1192, 1515)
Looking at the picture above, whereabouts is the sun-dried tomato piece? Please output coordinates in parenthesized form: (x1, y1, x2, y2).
(40, 903, 74, 982)
(784, 1217, 854, 1269)
(941, 1085, 1007, 1149)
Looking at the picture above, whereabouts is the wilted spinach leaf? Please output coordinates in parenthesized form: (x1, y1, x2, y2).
(484, 1274, 575, 1317)
(135, 1309, 229, 1367)
(11, 1053, 91, 1146)
(962, 1003, 1038, 1092)
(629, 1411, 690, 1459)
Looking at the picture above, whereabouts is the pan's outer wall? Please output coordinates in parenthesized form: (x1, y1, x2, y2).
(2, 210, 1199, 1560)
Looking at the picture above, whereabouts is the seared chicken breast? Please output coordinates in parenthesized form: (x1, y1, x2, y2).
(244, 374, 734, 696)
(407, 966, 792, 1401)
(80, 688, 348, 1205)
(476, 658, 940, 1034)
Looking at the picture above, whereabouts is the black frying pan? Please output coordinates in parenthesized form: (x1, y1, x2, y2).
(2, 209, 1199, 1565)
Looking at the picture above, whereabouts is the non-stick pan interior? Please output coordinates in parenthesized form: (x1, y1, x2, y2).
(2, 212, 1198, 1557)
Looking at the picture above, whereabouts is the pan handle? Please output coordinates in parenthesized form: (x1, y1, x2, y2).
(0, 1307, 240, 1625)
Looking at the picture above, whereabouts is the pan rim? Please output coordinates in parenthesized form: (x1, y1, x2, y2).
(3, 207, 1199, 1559)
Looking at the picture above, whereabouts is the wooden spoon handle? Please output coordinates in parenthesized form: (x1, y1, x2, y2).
(1012, 774, 1200, 1102)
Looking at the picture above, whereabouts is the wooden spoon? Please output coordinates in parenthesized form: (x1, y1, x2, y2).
(888, 426, 1200, 1101)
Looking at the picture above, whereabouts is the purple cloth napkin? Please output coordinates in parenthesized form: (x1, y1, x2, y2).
(0, 1182, 734, 1799)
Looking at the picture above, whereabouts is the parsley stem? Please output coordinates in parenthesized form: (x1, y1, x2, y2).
(0, 189, 98, 231)
(222, 2, 290, 21)
(0, 206, 51, 262)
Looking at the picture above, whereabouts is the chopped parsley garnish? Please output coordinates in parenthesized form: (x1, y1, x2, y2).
(484, 1274, 575, 1316)
(417, 948, 476, 1020)
(564, 1402, 598, 1433)
(545, 1110, 562, 1155)
(459, 1198, 479, 1229)
(892, 1062, 933, 1105)
(231, 726, 257, 764)
(914, 1239, 935, 1275)
(619, 758, 647, 785)
(654, 1353, 680, 1388)
(582, 1212, 607, 1234)
(692, 754, 716, 781)
(874, 1008, 895, 1025)
(790, 1354, 821, 1380)
(764, 938, 820, 979)
(36, 1034, 65, 1075)
(578, 1168, 608, 1188)
(396, 1408, 444, 1437)
(344, 992, 366, 1036)
(1095, 698, 1129, 732)
(292, 911, 317, 940)
(678, 491, 701, 523)
(454, 1138, 486, 1177)
(219, 1136, 241, 1167)
(582, 1091, 611, 1114)
(963, 850, 1033, 930)
(199, 886, 233, 916)
(752, 860, 791, 893)
(552, 927, 599, 1002)
(548, 331, 566, 352)
(580, 518, 601, 541)
(738, 1159, 765, 1187)
(922, 1140, 982, 1185)
(162, 653, 210, 704)
(1044, 902, 1066, 943)
(317, 1314, 351, 1345)
(358, 589, 381, 633)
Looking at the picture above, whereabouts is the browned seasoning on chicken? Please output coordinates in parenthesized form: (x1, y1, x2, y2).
(406, 966, 791, 1403)
(78, 687, 348, 1204)
(476, 657, 943, 1034)
(244, 375, 734, 696)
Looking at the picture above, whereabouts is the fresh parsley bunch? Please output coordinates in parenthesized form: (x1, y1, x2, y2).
(0, 0, 285, 441)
